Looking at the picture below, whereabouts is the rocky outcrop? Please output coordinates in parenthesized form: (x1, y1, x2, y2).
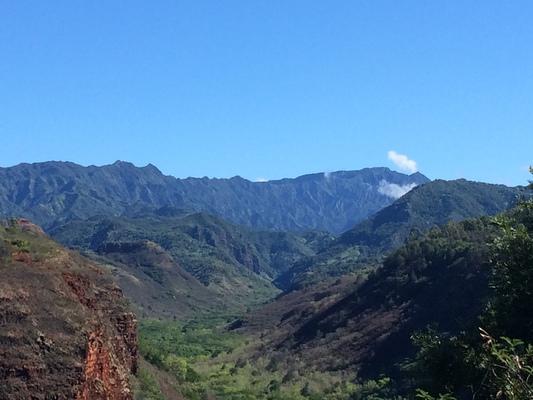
(76, 322, 136, 400)
(0, 220, 138, 400)
(14, 218, 46, 236)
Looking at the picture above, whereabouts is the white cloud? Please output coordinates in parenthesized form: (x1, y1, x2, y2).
(378, 180, 417, 199)
(255, 177, 269, 182)
(323, 171, 332, 179)
(387, 150, 418, 174)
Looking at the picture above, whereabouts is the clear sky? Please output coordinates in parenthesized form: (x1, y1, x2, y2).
(1, 1, 532, 185)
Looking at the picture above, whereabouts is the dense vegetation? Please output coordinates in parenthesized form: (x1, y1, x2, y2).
(137, 317, 403, 400)
(177, 176, 531, 400)
(410, 193, 533, 399)
(131, 213, 509, 399)
(50, 212, 332, 317)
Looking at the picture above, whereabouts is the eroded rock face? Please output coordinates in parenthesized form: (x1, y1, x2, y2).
(0, 221, 138, 400)
(76, 322, 136, 400)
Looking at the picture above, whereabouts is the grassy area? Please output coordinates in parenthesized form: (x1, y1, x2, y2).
(134, 368, 166, 400)
(0, 222, 58, 263)
(138, 318, 399, 400)
(139, 318, 242, 366)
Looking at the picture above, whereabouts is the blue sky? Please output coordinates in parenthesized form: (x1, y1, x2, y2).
(1, 1, 532, 185)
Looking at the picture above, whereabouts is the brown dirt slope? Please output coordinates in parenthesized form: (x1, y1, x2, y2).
(0, 219, 138, 400)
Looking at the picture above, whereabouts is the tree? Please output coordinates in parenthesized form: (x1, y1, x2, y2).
(163, 354, 189, 380)
(487, 200, 533, 341)
(411, 170, 533, 399)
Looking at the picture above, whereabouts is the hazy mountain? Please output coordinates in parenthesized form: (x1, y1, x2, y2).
(275, 179, 525, 290)
(0, 161, 429, 233)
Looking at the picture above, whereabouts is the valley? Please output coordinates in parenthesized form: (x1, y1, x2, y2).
(0, 162, 531, 400)
(4, 2, 532, 398)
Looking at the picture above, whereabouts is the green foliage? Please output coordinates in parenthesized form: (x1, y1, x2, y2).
(10, 239, 30, 252)
(138, 318, 405, 400)
(408, 328, 480, 395)
(135, 368, 165, 400)
(487, 203, 533, 341)
(409, 195, 533, 399)
(478, 330, 533, 399)
(348, 377, 402, 400)
(415, 389, 457, 400)
(139, 319, 240, 370)
(0, 223, 56, 262)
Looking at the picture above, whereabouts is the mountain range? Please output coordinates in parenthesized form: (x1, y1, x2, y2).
(236, 217, 496, 381)
(0, 161, 429, 233)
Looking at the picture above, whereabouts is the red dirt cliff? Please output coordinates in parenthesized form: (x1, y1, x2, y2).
(0, 220, 138, 400)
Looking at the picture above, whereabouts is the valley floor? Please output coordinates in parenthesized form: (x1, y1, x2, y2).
(134, 313, 398, 400)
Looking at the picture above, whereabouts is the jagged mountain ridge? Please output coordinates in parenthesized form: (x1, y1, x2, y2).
(0, 161, 429, 233)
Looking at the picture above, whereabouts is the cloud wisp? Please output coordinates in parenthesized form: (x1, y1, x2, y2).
(378, 180, 417, 199)
(387, 150, 418, 174)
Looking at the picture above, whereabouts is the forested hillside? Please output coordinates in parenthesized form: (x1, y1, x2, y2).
(50, 210, 331, 317)
(276, 179, 525, 291)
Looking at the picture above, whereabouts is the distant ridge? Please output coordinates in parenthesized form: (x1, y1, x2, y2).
(0, 161, 429, 233)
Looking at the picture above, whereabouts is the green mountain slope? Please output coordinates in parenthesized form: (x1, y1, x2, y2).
(276, 179, 525, 290)
(236, 217, 497, 382)
(50, 211, 330, 316)
(86, 240, 224, 319)
(338, 179, 524, 250)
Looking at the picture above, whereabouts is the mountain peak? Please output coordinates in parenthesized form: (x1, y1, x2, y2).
(111, 160, 135, 168)
(142, 163, 163, 174)
(409, 171, 430, 180)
